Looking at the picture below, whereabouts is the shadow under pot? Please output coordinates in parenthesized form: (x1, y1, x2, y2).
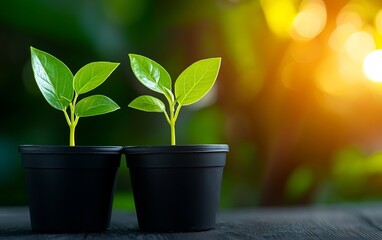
(19, 145, 122, 233)
(124, 144, 229, 232)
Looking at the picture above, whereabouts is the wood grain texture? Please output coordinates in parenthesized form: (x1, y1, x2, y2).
(2, 204, 382, 239)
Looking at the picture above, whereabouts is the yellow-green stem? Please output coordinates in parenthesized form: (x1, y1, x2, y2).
(170, 121, 176, 145)
(169, 102, 176, 145)
(68, 94, 79, 146)
(165, 94, 181, 146)
(169, 103, 182, 146)
(69, 123, 76, 146)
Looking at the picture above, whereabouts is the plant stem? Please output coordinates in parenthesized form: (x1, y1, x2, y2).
(169, 101, 176, 146)
(68, 94, 79, 146)
(165, 94, 181, 146)
(70, 123, 76, 146)
(63, 110, 75, 146)
(170, 121, 176, 145)
(168, 102, 182, 146)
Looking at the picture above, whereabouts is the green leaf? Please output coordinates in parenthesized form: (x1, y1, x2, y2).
(129, 54, 172, 97)
(128, 95, 166, 113)
(75, 95, 120, 117)
(73, 62, 119, 95)
(175, 58, 221, 106)
(30, 47, 73, 110)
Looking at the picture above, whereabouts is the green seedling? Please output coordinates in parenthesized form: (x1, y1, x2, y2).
(128, 54, 221, 145)
(30, 47, 120, 146)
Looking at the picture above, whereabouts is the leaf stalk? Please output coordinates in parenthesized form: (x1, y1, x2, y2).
(68, 94, 80, 146)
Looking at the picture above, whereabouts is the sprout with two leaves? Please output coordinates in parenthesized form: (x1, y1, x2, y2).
(30, 47, 120, 146)
(128, 54, 221, 145)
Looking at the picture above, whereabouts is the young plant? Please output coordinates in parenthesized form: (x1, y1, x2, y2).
(30, 47, 120, 146)
(128, 54, 221, 145)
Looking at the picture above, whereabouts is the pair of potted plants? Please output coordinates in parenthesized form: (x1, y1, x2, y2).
(19, 47, 229, 233)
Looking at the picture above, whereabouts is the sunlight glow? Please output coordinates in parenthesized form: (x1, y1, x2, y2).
(289, 39, 321, 63)
(336, 6, 363, 29)
(291, 0, 326, 42)
(328, 23, 358, 52)
(345, 31, 375, 62)
(316, 53, 366, 97)
(315, 56, 345, 95)
(376, 9, 382, 34)
(363, 50, 382, 83)
(261, 0, 296, 37)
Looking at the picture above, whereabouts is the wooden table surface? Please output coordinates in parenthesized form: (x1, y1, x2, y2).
(2, 204, 382, 239)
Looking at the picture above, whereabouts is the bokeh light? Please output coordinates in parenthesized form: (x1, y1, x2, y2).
(376, 9, 382, 34)
(290, 0, 327, 42)
(261, 0, 296, 37)
(329, 23, 358, 52)
(345, 31, 375, 62)
(363, 50, 382, 83)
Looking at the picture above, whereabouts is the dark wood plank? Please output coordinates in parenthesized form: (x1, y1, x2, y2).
(2, 205, 382, 239)
(217, 206, 382, 240)
(348, 203, 382, 234)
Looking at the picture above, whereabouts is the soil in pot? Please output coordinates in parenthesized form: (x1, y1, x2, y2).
(19, 145, 122, 233)
(125, 144, 228, 232)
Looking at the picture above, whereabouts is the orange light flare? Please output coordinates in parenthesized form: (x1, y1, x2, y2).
(363, 9, 382, 84)
(311, 1, 382, 146)
(275, 0, 382, 129)
(315, 1, 382, 98)
(261, 0, 382, 95)
(363, 50, 382, 83)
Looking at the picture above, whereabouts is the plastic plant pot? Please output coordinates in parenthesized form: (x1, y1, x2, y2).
(125, 144, 228, 232)
(19, 145, 122, 233)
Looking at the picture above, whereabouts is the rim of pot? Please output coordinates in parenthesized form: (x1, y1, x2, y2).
(124, 144, 229, 155)
(19, 145, 123, 154)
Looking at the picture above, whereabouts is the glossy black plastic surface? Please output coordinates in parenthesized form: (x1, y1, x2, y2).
(20, 145, 122, 232)
(125, 144, 228, 232)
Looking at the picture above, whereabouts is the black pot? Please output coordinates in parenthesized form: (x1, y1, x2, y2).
(19, 145, 122, 233)
(124, 144, 228, 232)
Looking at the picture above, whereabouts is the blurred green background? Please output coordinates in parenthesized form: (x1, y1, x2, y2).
(3, 0, 382, 209)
